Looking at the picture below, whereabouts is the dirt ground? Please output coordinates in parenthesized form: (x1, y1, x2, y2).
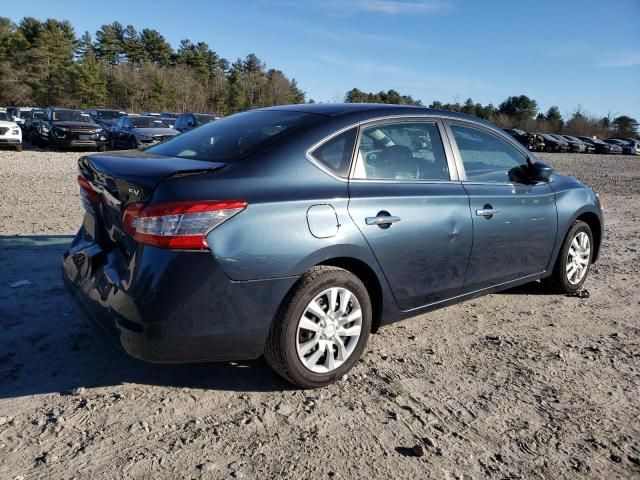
(0, 149, 639, 479)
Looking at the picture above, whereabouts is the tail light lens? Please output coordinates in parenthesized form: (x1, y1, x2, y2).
(77, 175, 100, 211)
(122, 200, 247, 249)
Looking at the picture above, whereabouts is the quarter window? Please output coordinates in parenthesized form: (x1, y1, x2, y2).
(354, 122, 449, 181)
(450, 124, 527, 183)
(309, 128, 357, 177)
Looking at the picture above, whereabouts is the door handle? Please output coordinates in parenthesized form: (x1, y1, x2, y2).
(476, 208, 500, 217)
(365, 215, 402, 226)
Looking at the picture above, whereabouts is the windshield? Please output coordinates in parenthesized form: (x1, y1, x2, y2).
(96, 110, 125, 120)
(194, 114, 217, 126)
(132, 117, 169, 128)
(32, 110, 46, 119)
(53, 111, 92, 122)
(147, 110, 320, 162)
(0, 112, 9, 121)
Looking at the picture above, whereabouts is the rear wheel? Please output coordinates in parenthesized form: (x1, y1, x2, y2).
(265, 266, 372, 388)
(544, 220, 593, 293)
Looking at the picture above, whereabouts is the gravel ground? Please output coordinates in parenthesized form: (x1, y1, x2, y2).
(0, 149, 639, 479)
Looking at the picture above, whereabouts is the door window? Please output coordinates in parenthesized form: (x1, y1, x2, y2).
(353, 122, 449, 181)
(450, 124, 528, 183)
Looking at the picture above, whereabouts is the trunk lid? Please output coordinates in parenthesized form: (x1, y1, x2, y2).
(78, 151, 226, 254)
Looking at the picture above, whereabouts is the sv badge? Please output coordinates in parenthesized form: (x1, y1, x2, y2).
(128, 188, 140, 196)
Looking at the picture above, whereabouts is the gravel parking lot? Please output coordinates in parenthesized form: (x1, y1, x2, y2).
(0, 150, 639, 479)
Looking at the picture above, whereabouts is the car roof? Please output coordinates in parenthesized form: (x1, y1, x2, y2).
(260, 102, 492, 124)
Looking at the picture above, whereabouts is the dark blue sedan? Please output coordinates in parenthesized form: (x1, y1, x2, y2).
(62, 104, 604, 388)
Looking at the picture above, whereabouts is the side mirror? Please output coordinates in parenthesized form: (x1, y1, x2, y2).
(528, 160, 553, 183)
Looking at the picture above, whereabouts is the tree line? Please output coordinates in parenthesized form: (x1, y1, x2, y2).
(345, 88, 639, 138)
(0, 17, 305, 114)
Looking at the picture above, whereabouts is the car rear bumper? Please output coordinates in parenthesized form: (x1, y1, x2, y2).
(62, 227, 298, 363)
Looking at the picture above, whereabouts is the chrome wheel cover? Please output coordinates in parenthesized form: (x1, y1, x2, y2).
(566, 231, 590, 285)
(296, 287, 362, 374)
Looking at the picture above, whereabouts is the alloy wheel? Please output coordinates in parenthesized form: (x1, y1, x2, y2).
(566, 231, 590, 285)
(296, 287, 362, 373)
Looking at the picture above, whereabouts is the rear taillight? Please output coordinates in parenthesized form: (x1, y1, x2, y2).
(122, 200, 247, 249)
(77, 175, 100, 211)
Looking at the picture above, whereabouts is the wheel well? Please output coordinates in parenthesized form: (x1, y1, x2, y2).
(576, 212, 602, 262)
(319, 257, 383, 333)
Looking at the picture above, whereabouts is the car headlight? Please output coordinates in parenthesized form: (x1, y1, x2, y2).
(11, 129, 20, 135)
(139, 135, 153, 141)
(41, 126, 49, 133)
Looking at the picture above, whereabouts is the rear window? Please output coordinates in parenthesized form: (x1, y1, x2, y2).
(147, 110, 320, 162)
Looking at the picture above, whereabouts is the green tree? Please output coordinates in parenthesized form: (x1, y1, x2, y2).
(74, 32, 107, 107)
(612, 115, 639, 138)
(498, 95, 538, 124)
(140, 29, 172, 65)
(123, 25, 145, 64)
(95, 21, 124, 66)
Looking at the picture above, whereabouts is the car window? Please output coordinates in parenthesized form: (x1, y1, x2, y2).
(147, 110, 320, 162)
(450, 124, 527, 183)
(353, 121, 449, 181)
(309, 128, 357, 177)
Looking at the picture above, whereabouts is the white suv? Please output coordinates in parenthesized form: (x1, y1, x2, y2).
(0, 109, 23, 151)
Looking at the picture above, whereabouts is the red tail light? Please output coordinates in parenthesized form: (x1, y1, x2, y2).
(77, 175, 100, 209)
(122, 200, 247, 249)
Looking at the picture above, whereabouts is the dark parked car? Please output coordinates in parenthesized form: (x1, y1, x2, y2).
(63, 104, 604, 388)
(174, 113, 219, 132)
(23, 108, 46, 143)
(110, 115, 179, 149)
(562, 135, 595, 153)
(159, 112, 180, 129)
(605, 138, 638, 155)
(538, 133, 570, 152)
(578, 136, 621, 154)
(503, 128, 545, 151)
(87, 109, 127, 130)
(37, 108, 108, 151)
(551, 134, 586, 153)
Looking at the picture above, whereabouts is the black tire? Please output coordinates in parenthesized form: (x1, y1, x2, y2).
(15, 144, 22, 152)
(97, 145, 106, 152)
(129, 136, 138, 149)
(264, 266, 372, 388)
(544, 220, 593, 293)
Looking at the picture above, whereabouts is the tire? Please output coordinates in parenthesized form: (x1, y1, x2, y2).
(129, 136, 138, 149)
(97, 145, 106, 152)
(15, 144, 22, 152)
(544, 220, 593, 293)
(265, 266, 372, 388)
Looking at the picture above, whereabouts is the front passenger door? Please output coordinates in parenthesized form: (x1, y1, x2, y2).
(446, 122, 558, 291)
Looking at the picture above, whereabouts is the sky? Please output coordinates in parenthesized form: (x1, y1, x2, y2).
(5, 0, 640, 119)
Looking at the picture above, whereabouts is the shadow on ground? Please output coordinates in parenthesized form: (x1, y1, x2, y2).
(0, 235, 289, 399)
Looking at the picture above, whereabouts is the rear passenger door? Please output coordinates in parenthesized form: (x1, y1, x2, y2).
(445, 122, 558, 291)
(347, 119, 473, 310)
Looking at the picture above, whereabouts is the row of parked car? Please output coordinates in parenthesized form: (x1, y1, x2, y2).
(503, 128, 640, 156)
(2, 106, 220, 151)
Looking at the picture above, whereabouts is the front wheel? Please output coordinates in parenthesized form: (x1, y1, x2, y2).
(545, 220, 593, 293)
(265, 266, 372, 388)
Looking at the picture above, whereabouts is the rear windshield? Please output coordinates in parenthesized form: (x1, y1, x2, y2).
(132, 117, 169, 128)
(194, 114, 217, 125)
(147, 110, 320, 162)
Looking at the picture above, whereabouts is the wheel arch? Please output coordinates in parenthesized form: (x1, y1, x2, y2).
(576, 211, 602, 262)
(316, 257, 384, 333)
